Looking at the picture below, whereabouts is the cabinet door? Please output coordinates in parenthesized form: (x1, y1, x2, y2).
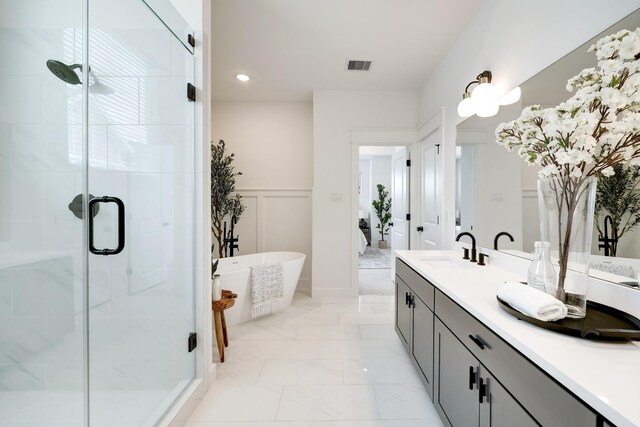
(479, 369, 538, 427)
(412, 295, 434, 398)
(395, 277, 412, 349)
(434, 319, 480, 427)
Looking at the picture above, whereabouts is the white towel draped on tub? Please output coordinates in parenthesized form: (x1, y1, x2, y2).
(498, 282, 568, 322)
(251, 262, 284, 317)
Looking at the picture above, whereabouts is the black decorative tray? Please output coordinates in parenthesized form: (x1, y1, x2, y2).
(497, 296, 640, 341)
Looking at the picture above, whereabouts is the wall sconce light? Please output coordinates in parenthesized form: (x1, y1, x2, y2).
(457, 70, 521, 118)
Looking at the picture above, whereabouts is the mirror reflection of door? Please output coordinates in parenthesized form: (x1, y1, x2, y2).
(456, 144, 475, 234)
(391, 148, 410, 272)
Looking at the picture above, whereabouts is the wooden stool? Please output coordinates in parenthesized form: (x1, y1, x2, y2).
(212, 290, 237, 363)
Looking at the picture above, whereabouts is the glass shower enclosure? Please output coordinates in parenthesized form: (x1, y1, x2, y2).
(0, 0, 200, 425)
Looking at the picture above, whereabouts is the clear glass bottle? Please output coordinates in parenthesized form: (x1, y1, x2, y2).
(527, 241, 556, 293)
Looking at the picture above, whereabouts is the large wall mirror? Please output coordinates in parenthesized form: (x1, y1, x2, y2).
(455, 9, 640, 287)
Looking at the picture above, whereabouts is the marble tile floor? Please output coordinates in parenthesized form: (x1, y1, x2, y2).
(187, 292, 443, 427)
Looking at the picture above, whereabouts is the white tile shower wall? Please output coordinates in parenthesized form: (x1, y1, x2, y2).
(0, 21, 197, 395)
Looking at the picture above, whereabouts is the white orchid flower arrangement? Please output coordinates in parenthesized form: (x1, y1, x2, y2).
(496, 28, 640, 181)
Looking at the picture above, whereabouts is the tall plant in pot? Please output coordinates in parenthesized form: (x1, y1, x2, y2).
(372, 184, 392, 249)
(496, 28, 640, 318)
(595, 164, 640, 256)
(211, 140, 245, 258)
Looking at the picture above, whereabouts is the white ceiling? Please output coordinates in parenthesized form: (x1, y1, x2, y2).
(212, 0, 484, 102)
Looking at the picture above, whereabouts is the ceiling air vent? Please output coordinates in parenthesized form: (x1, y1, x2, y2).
(346, 60, 372, 71)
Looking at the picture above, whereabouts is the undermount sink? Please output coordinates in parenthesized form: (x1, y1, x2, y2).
(418, 256, 477, 270)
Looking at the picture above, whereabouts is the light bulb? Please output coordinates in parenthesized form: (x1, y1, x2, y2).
(236, 74, 250, 82)
(457, 96, 476, 118)
(476, 102, 499, 118)
(471, 82, 498, 103)
(498, 86, 521, 106)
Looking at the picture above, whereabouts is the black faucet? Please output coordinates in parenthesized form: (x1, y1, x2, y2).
(456, 232, 477, 263)
(493, 231, 514, 250)
(598, 215, 618, 257)
(223, 215, 240, 257)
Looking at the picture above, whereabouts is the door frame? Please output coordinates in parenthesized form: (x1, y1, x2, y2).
(349, 109, 444, 296)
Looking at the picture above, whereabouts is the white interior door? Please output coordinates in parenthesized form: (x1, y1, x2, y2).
(419, 130, 442, 250)
(391, 149, 409, 268)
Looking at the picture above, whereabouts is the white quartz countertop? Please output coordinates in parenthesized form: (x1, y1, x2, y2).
(395, 250, 640, 427)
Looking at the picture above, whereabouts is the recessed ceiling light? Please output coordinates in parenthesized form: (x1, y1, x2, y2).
(236, 74, 250, 82)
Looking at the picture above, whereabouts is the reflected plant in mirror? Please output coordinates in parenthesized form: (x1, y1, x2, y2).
(595, 164, 640, 257)
(495, 28, 640, 318)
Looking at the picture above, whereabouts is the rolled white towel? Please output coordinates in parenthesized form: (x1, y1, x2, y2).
(498, 282, 568, 322)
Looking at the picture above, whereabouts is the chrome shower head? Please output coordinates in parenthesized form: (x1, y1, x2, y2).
(46, 59, 83, 85)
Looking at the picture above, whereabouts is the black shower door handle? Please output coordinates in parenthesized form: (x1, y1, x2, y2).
(89, 196, 125, 255)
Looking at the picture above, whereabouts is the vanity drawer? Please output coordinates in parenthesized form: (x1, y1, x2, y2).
(435, 289, 597, 427)
(396, 259, 435, 310)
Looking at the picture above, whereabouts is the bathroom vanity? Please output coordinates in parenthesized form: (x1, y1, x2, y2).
(395, 250, 638, 427)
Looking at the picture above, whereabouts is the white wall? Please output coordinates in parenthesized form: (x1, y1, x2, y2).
(212, 102, 313, 292)
(418, 0, 640, 249)
(312, 90, 418, 297)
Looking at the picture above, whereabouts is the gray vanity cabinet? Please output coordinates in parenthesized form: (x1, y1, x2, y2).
(395, 259, 436, 398)
(434, 318, 481, 427)
(396, 259, 601, 427)
(479, 370, 538, 427)
(411, 294, 434, 396)
(434, 318, 537, 427)
(395, 277, 412, 349)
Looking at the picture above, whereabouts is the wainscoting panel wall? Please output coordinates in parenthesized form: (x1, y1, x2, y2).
(233, 189, 312, 292)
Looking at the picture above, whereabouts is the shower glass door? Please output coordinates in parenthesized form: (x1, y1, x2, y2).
(86, 0, 196, 425)
(0, 0, 87, 426)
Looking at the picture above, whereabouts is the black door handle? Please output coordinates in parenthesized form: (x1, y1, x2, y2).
(468, 366, 477, 390)
(405, 292, 409, 306)
(479, 377, 488, 403)
(469, 334, 486, 350)
(89, 196, 125, 256)
(417, 226, 424, 232)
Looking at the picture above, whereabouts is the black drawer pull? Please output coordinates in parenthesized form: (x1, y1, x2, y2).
(469, 334, 486, 350)
(405, 292, 409, 306)
(468, 366, 477, 390)
(479, 377, 488, 403)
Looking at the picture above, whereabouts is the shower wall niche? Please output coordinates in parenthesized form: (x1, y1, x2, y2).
(0, 0, 201, 426)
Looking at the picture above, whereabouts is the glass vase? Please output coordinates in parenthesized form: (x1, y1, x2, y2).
(537, 177, 597, 319)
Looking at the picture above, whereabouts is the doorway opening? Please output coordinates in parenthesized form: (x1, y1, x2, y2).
(357, 145, 409, 295)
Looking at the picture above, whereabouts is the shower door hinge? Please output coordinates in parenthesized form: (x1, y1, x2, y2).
(188, 332, 197, 352)
(406, 159, 411, 167)
(406, 213, 411, 221)
(187, 83, 196, 102)
(188, 34, 195, 48)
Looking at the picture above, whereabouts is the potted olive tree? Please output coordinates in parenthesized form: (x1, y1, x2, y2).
(211, 139, 245, 258)
(372, 184, 392, 249)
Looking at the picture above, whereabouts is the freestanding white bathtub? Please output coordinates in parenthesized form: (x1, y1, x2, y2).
(215, 252, 306, 326)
